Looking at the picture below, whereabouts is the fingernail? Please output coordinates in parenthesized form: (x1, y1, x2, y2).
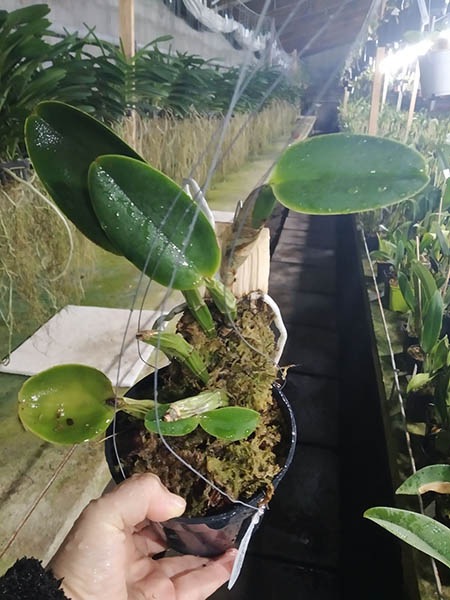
(168, 493, 186, 516)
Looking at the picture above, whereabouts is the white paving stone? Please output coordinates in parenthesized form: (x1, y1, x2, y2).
(0, 305, 161, 387)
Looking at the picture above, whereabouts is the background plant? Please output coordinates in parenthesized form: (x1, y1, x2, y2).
(366, 465, 450, 569)
(0, 4, 301, 362)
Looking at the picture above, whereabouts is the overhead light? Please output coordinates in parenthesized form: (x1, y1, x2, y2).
(438, 27, 450, 42)
(381, 39, 433, 75)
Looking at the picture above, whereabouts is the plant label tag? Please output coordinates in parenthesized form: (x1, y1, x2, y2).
(228, 506, 265, 590)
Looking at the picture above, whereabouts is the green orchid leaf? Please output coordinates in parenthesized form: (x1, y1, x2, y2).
(434, 370, 450, 427)
(25, 101, 143, 253)
(411, 261, 437, 306)
(250, 184, 278, 229)
(364, 507, 450, 569)
(430, 337, 449, 373)
(144, 405, 170, 422)
(421, 290, 443, 353)
(397, 465, 450, 495)
(18, 364, 115, 444)
(269, 134, 429, 214)
(144, 410, 199, 436)
(88, 155, 220, 290)
(436, 227, 450, 257)
(199, 406, 259, 441)
(370, 250, 393, 263)
(407, 372, 433, 393)
(398, 272, 415, 312)
(442, 183, 450, 210)
(419, 232, 434, 252)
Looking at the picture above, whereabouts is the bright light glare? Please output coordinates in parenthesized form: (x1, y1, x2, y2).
(439, 28, 450, 42)
(381, 29, 450, 76)
(381, 40, 433, 75)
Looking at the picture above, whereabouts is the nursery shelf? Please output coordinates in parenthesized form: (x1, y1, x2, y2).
(360, 235, 450, 600)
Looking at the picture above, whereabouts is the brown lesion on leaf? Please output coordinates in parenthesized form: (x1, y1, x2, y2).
(419, 482, 450, 494)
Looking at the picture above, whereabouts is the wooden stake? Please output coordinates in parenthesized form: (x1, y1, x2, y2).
(404, 61, 420, 143)
(368, 46, 386, 135)
(342, 87, 350, 115)
(267, 17, 276, 67)
(119, 0, 136, 147)
(396, 86, 403, 111)
(119, 0, 135, 59)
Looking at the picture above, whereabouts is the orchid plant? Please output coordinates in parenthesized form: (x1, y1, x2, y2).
(18, 101, 429, 446)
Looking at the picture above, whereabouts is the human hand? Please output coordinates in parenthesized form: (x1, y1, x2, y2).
(51, 473, 236, 600)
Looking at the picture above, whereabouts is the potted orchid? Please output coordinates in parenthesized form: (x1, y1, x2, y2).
(17, 101, 429, 556)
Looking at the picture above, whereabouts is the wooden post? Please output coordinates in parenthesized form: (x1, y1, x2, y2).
(267, 17, 276, 67)
(368, 46, 386, 135)
(396, 85, 403, 111)
(342, 87, 350, 116)
(381, 72, 389, 109)
(119, 0, 136, 147)
(404, 61, 420, 143)
(119, 0, 135, 59)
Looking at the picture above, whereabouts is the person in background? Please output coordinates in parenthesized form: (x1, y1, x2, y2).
(0, 473, 236, 599)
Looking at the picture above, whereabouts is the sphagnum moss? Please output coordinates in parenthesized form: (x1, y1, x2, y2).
(120, 297, 283, 516)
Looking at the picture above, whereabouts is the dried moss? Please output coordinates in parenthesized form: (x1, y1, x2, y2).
(121, 297, 285, 516)
(118, 100, 297, 188)
(0, 179, 96, 360)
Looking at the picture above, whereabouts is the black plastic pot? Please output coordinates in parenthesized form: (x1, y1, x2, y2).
(105, 369, 297, 557)
(365, 234, 379, 253)
(405, 391, 433, 423)
(400, 322, 419, 354)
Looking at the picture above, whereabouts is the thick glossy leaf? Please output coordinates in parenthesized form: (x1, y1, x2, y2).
(88, 155, 220, 290)
(397, 465, 450, 495)
(422, 290, 443, 353)
(25, 101, 142, 253)
(18, 364, 115, 444)
(364, 507, 450, 568)
(199, 407, 259, 441)
(269, 134, 429, 214)
(144, 408, 199, 436)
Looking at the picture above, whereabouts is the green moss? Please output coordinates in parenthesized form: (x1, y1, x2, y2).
(121, 296, 284, 516)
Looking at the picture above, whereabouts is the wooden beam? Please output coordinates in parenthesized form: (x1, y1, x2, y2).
(368, 46, 386, 135)
(342, 87, 350, 115)
(119, 0, 135, 59)
(119, 0, 136, 148)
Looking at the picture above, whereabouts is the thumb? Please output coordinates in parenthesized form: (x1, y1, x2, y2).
(94, 473, 186, 529)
